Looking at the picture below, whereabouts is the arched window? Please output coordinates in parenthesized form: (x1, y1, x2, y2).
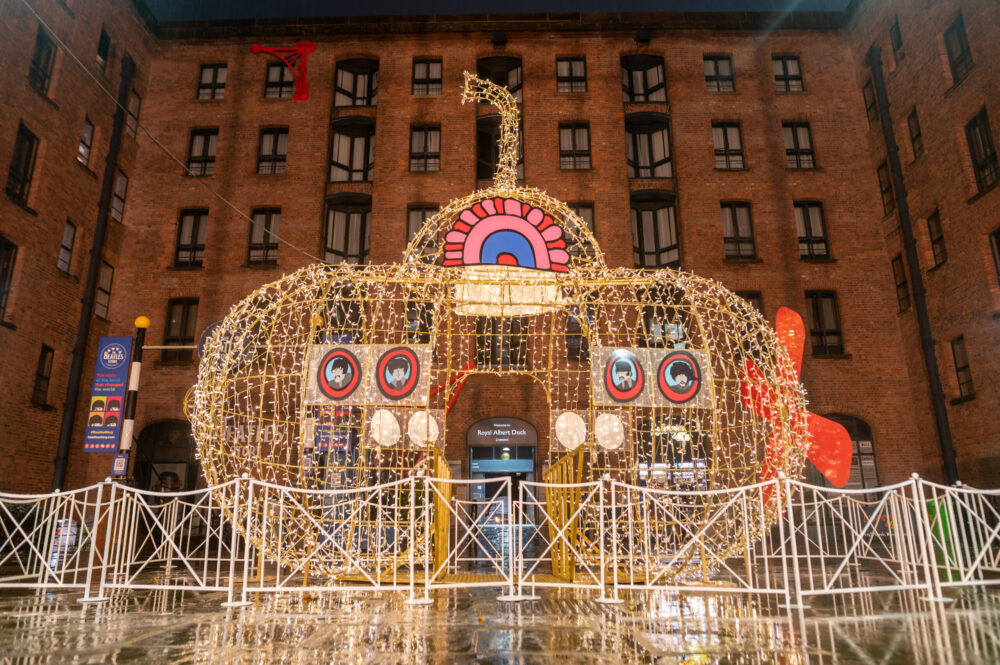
(809, 414, 879, 489)
(135, 420, 198, 492)
(626, 113, 672, 178)
(334, 59, 378, 107)
(330, 117, 374, 182)
(476, 56, 522, 102)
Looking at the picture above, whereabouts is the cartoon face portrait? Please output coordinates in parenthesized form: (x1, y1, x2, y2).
(88, 414, 103, 426)
(658, 351, 702, 404)
(376, 347, 419, 400)
(604, 350, 644, 402)
(106, 398, 121, 412)
(103, 414, 119, 427)
(317, 348, 361, 400)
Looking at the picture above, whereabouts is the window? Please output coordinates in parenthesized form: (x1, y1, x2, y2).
(951, 336, 973, 398)
(110, 170, 127, 221)
(477, 57, 522, 103)
(639, 291, 687, 349)
(966, 108, 999, 193)
(712, 122, 744, 169)
(330, 118, 374, 182)
(944, 13, 973, 84)
(631, 191, 679, 268)
(58, 220, 75, 273)
(163, 298, 198, 362)
(407, 205, 439, 261)
(783, 122, 815, 168)
(890, 19, 905, 64)
(334, 59, 378, 107)
(877, 161, 895, 215)
(412, 59, 441, 95)
(990, 227, 1000, 286)
(95, 27, 110, 71)
(477, 115, 523, 180)
(810, 415, 879, 490)
(795, 201, 829, 258)
(6, 123, 38, 204)
(187, 129, 218, 176)
(0, 236, 16, 320)
(621, 55, 666, 103)
(324, 195, 370, 265)
(704, 56, 733, 92)
(567, 203, 595, 260)
(928, 211, 946, 267)
(863, 80, 878, 126)
(735, 291, 763, 314)
(31, 345, 54, 406)
(265, 63, 294, 98)
(805, 291, 843, 355)
(410, 126, 440, 172)
(908, 110, 923, 158)
(95, 262, 113, 319)
(198, 64, 227, 99)
(476, 317, 528, 368)
(558, 123, 590, 169)
(626, 113, 672, 178)
(29, 27, 56, 94)
(556, 58, 586, 92)
(892, 254, 909, 312)
(125, 90, 141, 138)
(773, 56, 803, 92)
(77, 118, 94, 166)
(175, 210, 207, 267)
(565, 305, 591, 361)
(248, 208, 279, 265)
(721, 202, 755, 259)
(257, 128, 288, 175)
(406, 301, 433, 344)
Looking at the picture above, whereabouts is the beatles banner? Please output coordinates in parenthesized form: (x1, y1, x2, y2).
(304, 344, 432, 407)
(591, 346, 712, 408)
(83, 336, 133, 452)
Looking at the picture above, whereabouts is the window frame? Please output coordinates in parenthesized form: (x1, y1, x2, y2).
(989, 227, 1000, 287)
(187, 129, 218, 176)
(556, 57, 587, 93)
(329, 118, 374, 182)
(198, 63, 227, 100)
(772, 55, 803, 92)
(721, 202, 756, 259)
(621, 54, 667, 103)
(412, 59, 442, 95)
(324, 195, 371, 265)
(0, 236, 16, 321)
(476, 114, 523, 181)
(805, 290, 844, 356)
(891, 254, 910, 312)
(703, 55, 734, 92)
(712, 122, 744, 169)
(334, 59, 379, 107)
(95, 26, 110, 72)
(175, 209, 207, 267)
(951, 335, 974, 398)
(907, 109, 923, 158)
(567, 202, 595, 261)
(29, 26, 56, 95)
(409, 125, 441, 172)
(125, 90, 141, 138)
(735, 290, 764, 315)
(783, 122, 815, 169)
(863, 79, 878, 127)
(163, 298, 199, 362)
(110, 170, 127, 222)
(477, 56, 522, 103)
(264, 62, 295, 98)
(626, 113, 672, 179)
(965, 108, 999, 193)
(928, 211, 946, 267)
(95, 261, 113, 319)
(248, 207, 280, 265)
(476, 317, 529, 369)
(77, 117, 94, 167)
(944, 13, 974, 85)
(6, 123, 39, 205)
(795, 201, 829, 259)
(890, 19, 905, 64)
(558, 123, 591, 170)
(878, 161, 895, 215)
(58, 220, 75, 273)
(31, 345, 54, 407)
(257, 127, 289, 175)
(631, 192, 680, 269)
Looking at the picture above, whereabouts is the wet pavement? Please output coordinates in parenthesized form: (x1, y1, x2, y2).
(0, 583, 998, 664)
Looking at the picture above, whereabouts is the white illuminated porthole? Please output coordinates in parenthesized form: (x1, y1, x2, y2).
(554, 411, 587, 450)
(370, 409, 401, 447)
(595, 413, 625, 450)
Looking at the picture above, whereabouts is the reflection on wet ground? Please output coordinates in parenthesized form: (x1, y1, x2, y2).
(0, 584, 998, 664)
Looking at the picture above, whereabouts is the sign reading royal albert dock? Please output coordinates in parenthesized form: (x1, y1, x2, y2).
(83, 336, 132, 452)
(468, 417, 536, 447)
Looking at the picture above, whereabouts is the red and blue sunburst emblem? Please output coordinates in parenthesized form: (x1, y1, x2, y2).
(442, 197, 571, 272)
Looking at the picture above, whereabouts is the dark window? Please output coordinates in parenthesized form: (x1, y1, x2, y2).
(477, 57, 522, 103)
(990, 227, 1000, 286)
(621, 55, 666, 103)
(477, 114, 523, 180)
(795, 201, 829, 258)
(735, 291, 763, 314)
(892, 254, 910, 312)
(58, 220, 75, 272)
(175, 209, 207, 267)
(163, 298, 198, 362)
(110, 170, 127, 221)
(704, 56, 733, 92)
(721, 202, 755, 259)
(0, 236, 16, 320)
(410, 126, 441, 171)
(29, 27, 56, 94)
(31, 345, 54, 406)
(890, 19, 905, 64)
(412, 59, 442, 95)
(639, 291, 687, 349)
(198, 64, 227, 100)
(878, 161, 895, 215)
(77, 118, 94, 166)
(863, 80, 878, 126)
(556, 58, 586, 92)
(810, 415, 879, 490)
(334, 59, 378, 107)
(187, 129, 218, 176)
(324, 195, 370, 265)
(96, 27, 110, 71)
(406, 300, 433, 344)
(476, 317, 528, 368)
(265, 63, 294, 98)
(567, 203, 595, 261)
(944, 13, 973, 84)
(966, 108, 999, 193)
(908, 110, 923, 158)
(125, 90, 140, 138)
(6, 123, 38, 204)
(559, 123, 590, 169)
(928, 211, 946, 267)
(951, 336, 973, 398)
(257, 128, 288, 175)
(621, 54, 666, 103)
(248, 208, 279, 265)
(407, 205, 439, 261)
(565, 304, 591, 361)
(631, 191, 679, 268)
(805, 291, 843, 355)
(626, 113, 672, 178)
(330, 118, 374, 182)
(95, 261, 113, 319)
(783, 122, 815, 168)
(712, 122, 744, 169)
(773, 56, 803, 92)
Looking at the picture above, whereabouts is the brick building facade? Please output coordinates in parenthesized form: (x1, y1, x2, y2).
(1, 0, 995, 492)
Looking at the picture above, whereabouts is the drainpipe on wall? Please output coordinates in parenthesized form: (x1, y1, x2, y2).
(51, 55, 136, 491)
(867, 46, 959, 484)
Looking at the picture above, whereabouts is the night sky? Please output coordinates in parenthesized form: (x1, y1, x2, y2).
(144, 0, 852, 22)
